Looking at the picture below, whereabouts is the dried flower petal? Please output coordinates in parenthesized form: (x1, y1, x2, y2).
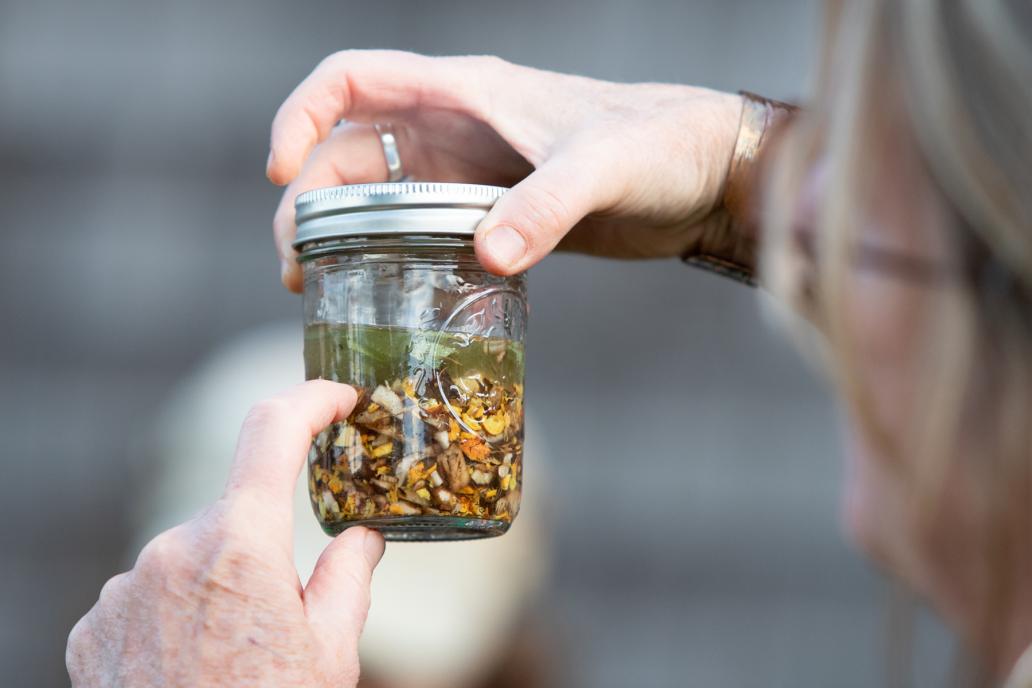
(482, 412, 507, 436)
(371, 442, 393, 459)
(460, 437, 490, 461)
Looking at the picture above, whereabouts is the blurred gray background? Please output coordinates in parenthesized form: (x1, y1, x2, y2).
(0, 0, 953, 686)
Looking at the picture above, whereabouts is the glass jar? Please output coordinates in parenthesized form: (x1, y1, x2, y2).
(294, 183, 527, 541)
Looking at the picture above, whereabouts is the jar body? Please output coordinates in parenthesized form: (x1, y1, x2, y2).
(301, 237, 527, 541)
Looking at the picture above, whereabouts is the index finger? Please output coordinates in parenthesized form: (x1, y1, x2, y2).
(224, 380, 357, 518)
(266, 49, 490, 185)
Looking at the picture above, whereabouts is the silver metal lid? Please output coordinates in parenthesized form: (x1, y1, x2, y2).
(293, 182, 508, 248)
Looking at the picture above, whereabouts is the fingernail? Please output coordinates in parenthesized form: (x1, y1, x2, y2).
(483, 225, 527, 268)
(363, 529, 385, 564)
(279, 260, 290, 283)
(266, 149, 276, 173)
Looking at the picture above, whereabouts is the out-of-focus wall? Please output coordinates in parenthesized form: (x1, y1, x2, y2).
(0, 1, 952, 685)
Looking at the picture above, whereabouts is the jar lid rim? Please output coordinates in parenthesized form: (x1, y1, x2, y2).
(295, 182, 507, 222)
(293, 182, 508, 247)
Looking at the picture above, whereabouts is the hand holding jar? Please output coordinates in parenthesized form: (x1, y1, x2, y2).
(269, 50, 744, 289)
(66, 382, 385, 687)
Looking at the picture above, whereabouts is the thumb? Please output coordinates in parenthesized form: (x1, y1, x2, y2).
(303, 527, 385, 651)
(474, 147, 617, 275)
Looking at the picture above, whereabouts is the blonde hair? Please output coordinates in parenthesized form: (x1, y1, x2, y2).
(763, 0, 1032, 680)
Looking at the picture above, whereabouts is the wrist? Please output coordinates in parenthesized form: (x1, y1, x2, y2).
(682, 91, 798, 286)
(721, 91, 798, 228)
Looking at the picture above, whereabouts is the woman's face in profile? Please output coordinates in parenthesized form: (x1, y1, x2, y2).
(797, 105, 971, 614)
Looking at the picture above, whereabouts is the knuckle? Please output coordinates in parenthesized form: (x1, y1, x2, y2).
(205, 497, 269, 559)
(196, 515, 265, 593)
(437, 55, 508, 120)
(320, 49, 356, 73)
(471, 54, 510, 73)
(473, 54, 511, 96)
(135, 529, 184, 573)
(66, 624, 89, 681)
(515, 183, 572, 239)
(303, 378, 339, 394)
(209, 497, 256, 540)
(243, 396, 292, 431)
(96, 571, 129, 605)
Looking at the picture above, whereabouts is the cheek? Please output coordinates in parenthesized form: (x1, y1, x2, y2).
(840, 426, 891, 562)
(837, 276, 939, 583)
(840, 418, 928, 591)
(845, 274, 926, 437)
(837, 275, 927, 551)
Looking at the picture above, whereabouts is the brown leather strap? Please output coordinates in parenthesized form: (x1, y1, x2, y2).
(682, 91, 798, 286)
(682, 212, 759, 286)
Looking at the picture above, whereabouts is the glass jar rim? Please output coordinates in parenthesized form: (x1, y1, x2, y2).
(295, 234, 478, 262)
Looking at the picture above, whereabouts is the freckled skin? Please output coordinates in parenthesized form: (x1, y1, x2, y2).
(66, 382, 385, 688)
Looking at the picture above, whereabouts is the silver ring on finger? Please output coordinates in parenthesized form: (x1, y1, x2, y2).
(374, 123, 405, 182)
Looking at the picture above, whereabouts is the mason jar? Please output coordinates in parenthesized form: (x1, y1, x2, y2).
(294, 183, 527, 541)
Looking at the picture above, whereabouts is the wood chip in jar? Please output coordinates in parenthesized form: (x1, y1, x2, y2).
(372, 384, 405, 417)
(438, 444, 471, 492)
(354, 406, 397, 435)
(470, 465, 494, 486)
(431, 487, 456, 509)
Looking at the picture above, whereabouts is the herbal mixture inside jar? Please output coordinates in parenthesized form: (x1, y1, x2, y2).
(305, 322, 524, 539)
